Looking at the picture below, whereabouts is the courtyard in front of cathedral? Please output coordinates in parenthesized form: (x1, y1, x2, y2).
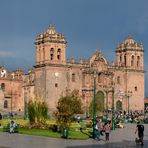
(0, 123, 147, 148)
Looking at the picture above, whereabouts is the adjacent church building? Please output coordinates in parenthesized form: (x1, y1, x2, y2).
(0, 25, 145, 114)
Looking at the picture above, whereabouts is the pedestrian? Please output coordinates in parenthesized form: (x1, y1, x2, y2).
(0, 113, 2, 126)
(95, 119, 102, 140)
(135, 121, 144, 145)
(104, 122, 111, 142)
(77, 115, 81, 123)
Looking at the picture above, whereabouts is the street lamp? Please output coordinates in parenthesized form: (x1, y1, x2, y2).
(24, 89, 28, 120)
(105, 90, 109, 121)
(10, 79, 13, 114)
(127, 91, 132, 116)
(111, 87, 115, 130)
(105, 87, 115, 130)
(92, 71, 97, 139)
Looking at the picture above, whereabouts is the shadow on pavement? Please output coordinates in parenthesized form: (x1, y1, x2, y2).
(0, 146, 11, 148)
(66, 140, 148, 148)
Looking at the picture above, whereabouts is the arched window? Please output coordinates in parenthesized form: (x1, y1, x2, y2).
(72, 73, 76, 82)
(98, 73, 101, 83)
(1, 83, 5, 92)
(131, 55, 134, 66)
(50, 48, 54, 61)
(55, 83, 58, 87)
(39, 48, 41, 62)
(4, 100, 8, 108)
(117, 76, 120, 84)
(137, 56, 140, 67)
(57, 48, 61, 60)
(42, 48, 45, 62)
(120, 55, 122, 63)
(124, 54, 126, 66)
(135, 86, 138, 91)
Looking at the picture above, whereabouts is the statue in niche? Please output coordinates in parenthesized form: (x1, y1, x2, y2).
(1, 69, 7, 78)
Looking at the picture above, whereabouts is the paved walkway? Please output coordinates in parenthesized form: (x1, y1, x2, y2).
(0, 123, 148, 148)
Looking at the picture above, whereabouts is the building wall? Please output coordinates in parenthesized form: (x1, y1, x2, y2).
(0, 26, 144, 114)
(32, 26, 145, 113)
(0, 68, 24, 114)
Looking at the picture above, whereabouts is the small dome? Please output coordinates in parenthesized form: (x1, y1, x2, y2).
(123, 35, 136, 45)
(116, 35, 143, 50)
(35, 25, 67, 45)
(47, 25, 56, 35)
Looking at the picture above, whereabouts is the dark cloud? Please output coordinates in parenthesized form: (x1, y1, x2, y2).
(0, 0, 148, 95)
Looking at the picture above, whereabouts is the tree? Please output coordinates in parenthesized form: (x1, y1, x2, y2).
(54, 89, 83, 128)
(27, 90, 48, 127)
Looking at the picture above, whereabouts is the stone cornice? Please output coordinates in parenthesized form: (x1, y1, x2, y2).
(109, 66, 145, 73)
(34, 63, 84, 69)
(116, 49, 144, 53)
(35, 39, 67, 45)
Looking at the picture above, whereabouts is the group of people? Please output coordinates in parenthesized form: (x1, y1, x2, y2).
(95, 119, 144, 145)
(95, 119, 111, 142)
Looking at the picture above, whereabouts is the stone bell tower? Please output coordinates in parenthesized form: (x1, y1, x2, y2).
(35, 25, 67, 66)
(115, 36, 144, 111)
(34, 25, 68, 111)
(116, 36, 144, 70)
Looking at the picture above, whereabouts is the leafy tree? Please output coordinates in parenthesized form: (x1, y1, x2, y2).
(27, 99, 48, 126)
(54, 89, 83, 128)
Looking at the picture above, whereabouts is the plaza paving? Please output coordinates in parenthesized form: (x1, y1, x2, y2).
(0, 123, 148, 148)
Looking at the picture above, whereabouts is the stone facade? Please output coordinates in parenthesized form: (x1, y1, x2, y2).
(32, 25, 145, 113)
(0, 68, 24, 113)
(0, 25, 145, 114)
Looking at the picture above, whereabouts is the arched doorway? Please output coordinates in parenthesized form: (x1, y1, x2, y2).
(116, 100, 122, 111)
(95, 91, 105, 115)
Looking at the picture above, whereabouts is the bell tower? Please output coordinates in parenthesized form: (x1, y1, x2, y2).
(115, 36, 144, 111)
(116, 36, 144, 70)
(35, 25, 67, 66)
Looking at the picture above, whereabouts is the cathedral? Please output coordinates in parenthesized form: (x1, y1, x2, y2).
(0, 25, 145, 114)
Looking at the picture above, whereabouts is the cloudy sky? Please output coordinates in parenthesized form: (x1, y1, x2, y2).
(0, 0, 148, 96)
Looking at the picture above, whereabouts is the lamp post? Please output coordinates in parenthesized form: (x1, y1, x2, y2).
(24, 90, 27, 120)
(111, 87, 115, 130)
(105, 90, 108, 121)
(92, 71, 97, 139)
(127, 90, 132, 116)
(10, 79, 13, 114)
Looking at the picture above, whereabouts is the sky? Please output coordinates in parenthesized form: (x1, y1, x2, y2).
(0, 0, 148, 96)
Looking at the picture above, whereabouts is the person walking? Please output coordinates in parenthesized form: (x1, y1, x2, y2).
(95, 119, 102, 141)
(0, 113, 2, 126)
(104, 122, 111, 142)
(135, 121, 144, 145)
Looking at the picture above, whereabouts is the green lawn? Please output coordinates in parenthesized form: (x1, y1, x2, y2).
(0, 119, 91, 140)
(18, 128, 90, 139)
(0, 127, 90, 139)
(19, 128, 62, 138)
